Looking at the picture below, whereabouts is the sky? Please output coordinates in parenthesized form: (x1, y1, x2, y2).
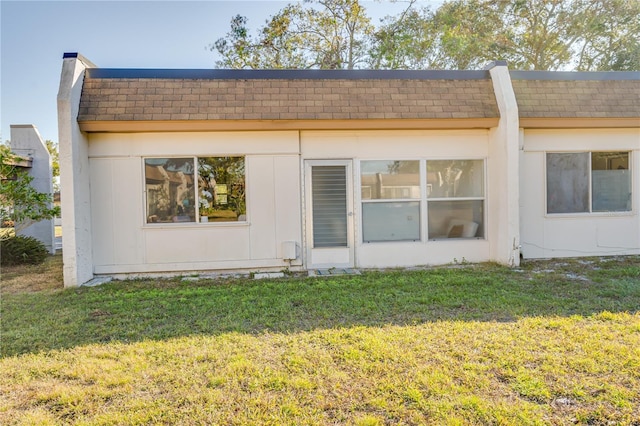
(0, 0, 437, 145)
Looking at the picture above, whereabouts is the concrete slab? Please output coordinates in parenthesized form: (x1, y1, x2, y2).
(308, 268, 361, 277)
(82, 276, 112, 287)
(254, 272, 285, 280)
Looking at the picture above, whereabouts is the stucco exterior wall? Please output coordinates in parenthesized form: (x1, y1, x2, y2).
(87, 131, 302, 274)
(58, 55, 94, 286)
(9, 125, 55, 254)
(520, 128, 640, 258)
(87, 128, 514, 274)
(58, 54, 639, 284)
(487, 64, 520, 267)
(301, 130, 497, 267)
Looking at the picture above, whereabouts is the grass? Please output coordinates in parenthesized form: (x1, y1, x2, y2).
(1, 254, 63, 294)
(1, 256, 639, 424)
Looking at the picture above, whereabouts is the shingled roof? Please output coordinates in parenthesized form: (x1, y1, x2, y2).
(511, 71, 640, 119)
(76, 67, 639, 131)
(77, 69, 500, 131)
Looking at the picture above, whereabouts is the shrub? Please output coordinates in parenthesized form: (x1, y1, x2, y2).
(1, 235, 48, 266)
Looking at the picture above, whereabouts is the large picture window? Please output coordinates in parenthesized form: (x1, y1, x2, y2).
(359, 159, 485, 242)
(145, 157, 245, 224)
(546, 152, 631, 214)
(427, 160, 484, 239)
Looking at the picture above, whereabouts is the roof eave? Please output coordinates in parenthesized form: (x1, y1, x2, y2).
(520, 117, 640, 129)
(78, 117, 500, 133)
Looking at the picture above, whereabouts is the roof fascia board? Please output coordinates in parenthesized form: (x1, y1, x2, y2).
(520, 117, 640, 128)
(78, 118, 499, 133)
(85, 68, 491, 80)
(510, 70, 640, 81)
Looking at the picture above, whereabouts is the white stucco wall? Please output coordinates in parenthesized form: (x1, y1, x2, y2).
(520, 128, 640, 258)
(87, 131, 303, 275)
(301, 130, 498, 267)
(10, 124, 55, 254)
(487, 63, 520, 266)
(58, 55, 94, 286)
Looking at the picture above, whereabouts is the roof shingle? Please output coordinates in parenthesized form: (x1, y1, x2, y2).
(512, 79, 640, 119)
(78, 76, 500, 122)
(77, 69, 640, 127)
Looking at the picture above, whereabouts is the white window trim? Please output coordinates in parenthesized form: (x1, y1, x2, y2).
(142, 155, 248, 227)
(357, 158, 487, 244)
(359, 159, 422, 243)
(426, 159, 487, 241)
(544, 150, 633, 218)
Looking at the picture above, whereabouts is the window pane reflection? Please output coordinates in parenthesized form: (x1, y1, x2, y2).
(145, 158, 196, 223)
(428, 200, 484, 239)
(361, 160, 420, 200)
(427, 160, 484, 198)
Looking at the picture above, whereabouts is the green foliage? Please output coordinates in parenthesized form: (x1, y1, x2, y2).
(44, 140, 59, 180)
(1, 258, 640, 424)
(212, 0, 374, 69)
(0, 145, 59, 239)
(0, 235, 48, 266)
(45, 140, 60, 192)
(3, 257, 640, 355)
(370, 4, 438, 70)
(197, 156, 245, 216)
(212, 0, 640, 71)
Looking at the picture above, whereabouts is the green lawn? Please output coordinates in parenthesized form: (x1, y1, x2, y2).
(1, 256, 639, 425)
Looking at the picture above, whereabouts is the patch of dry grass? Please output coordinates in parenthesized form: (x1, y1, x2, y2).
(0, 254, 63, 294)
(0, 228, 14, 239)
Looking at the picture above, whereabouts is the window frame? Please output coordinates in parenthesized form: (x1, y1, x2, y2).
(360, 159, 422, 243)
(143, 155, 247, 226)
(426, 159, 486, 240)
(544, 150, 632, 216)
(357, 158, 487, 244)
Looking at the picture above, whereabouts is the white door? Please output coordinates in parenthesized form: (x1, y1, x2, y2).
(304, 160, 354, 269)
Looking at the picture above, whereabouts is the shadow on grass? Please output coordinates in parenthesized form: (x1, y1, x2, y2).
(2, 257, 639, 357)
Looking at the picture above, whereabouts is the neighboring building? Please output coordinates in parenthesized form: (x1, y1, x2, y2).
(8, 124, 56, 254)
(58, 53, 640, 287)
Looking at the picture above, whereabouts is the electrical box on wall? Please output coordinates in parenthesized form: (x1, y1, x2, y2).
(281, 241, 298, 260)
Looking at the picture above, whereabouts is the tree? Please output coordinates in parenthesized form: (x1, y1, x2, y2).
(211, 15, 266, 69)
(212, 0, 374, 69)
(427, 0, 506, 69)
(374, 0, 640, 71)
(571, 0, 640, 71)
(296, 0, 375, 69)
(45, 140, 60, 192)
(489, 0, 579, 70)
(369, 2, 440, 69)
(211, 0, 640, 71)
(0, 144, 59, 239)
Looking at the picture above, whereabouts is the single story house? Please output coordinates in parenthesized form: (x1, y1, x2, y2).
(58, 53, 639, 287)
